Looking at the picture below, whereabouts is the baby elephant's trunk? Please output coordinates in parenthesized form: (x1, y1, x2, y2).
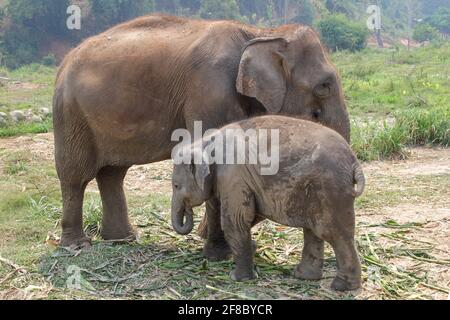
(352, 162, 365, 198)
(171, 199, 194, 235)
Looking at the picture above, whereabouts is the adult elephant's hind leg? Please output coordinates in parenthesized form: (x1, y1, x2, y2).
(55, 114, 97, 249)
(60, 180, 91, 248)
(96, 166, 136, 241)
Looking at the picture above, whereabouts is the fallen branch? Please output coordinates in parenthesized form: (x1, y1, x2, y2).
(0, 256, 28, 284)
(0, 255, 27, 274)
(0, 76, 18, 82)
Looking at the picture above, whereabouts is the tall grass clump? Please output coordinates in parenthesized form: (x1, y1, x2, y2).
(352, 105, 449, 161)
(83, 197, 103, 237)
(351, 122, 408, 161)
(396, 106, 449, 147)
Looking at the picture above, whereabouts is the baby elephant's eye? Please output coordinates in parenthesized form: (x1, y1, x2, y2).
(174, 183, 180, 190)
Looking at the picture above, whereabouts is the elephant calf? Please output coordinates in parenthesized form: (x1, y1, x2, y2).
(171, 115, 365, 291)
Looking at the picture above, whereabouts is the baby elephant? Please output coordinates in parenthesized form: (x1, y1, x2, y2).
(171, 115, 365, 291)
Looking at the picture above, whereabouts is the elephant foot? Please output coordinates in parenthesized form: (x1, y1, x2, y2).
(230, 269, 257, 282)
(203, 239, 232, 262)
(294, 263, 323, 281)
(331, 275, 361, 292)
(101, 225, 137, 243)
(60, 232, 92, 250)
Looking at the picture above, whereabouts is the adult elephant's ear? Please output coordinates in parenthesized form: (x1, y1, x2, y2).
(237, 37, 290, 113)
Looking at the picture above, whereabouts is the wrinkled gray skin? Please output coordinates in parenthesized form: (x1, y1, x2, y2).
(54, 14, 350, 253)
(171, 116, 365, 291)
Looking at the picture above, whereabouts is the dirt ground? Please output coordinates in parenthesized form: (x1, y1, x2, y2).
(0, 133, 449, 300)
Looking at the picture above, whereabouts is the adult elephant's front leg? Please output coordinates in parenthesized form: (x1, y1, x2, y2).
(201, 197, 232, 261)
(97, 166, 136, 242)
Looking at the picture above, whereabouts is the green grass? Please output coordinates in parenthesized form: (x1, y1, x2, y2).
(396, 105, 449, 146)
(0, 63, 54, 137)
(334, 43, 450, 117)
(351, 104, 449, 161)
(351, 121, 408, 161)
(333, 43, 450, 161)
(0, 118, 53, 137)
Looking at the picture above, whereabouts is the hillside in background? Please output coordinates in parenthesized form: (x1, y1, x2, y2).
(0, 0, 449, 67)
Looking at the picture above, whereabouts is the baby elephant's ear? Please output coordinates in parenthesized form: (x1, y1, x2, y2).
(188, 149, 211, 191)
(193, 162, 210, 191)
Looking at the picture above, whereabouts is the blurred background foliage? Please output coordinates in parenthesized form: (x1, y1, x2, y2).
(0, 0, 448, 68)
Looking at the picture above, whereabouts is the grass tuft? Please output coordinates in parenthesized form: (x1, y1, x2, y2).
(352, 105, 449, 161)
(0, 119, 53, 138)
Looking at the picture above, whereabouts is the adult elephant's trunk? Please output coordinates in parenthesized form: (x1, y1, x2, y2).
(171, 198, 194, 235)
(324, 103, 351, 143)
(339, 114, 351, 144)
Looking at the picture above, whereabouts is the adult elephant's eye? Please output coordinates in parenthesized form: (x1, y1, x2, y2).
(174, 183, 180, 190)
(313, 82, 331, 98)
(312, 109, 322, 120)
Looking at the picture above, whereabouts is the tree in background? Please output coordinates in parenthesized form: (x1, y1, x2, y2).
(291, 0, 315, 26)
(91, 0, 154, 31)
(199, 0, 241, 20)
(238, 0, 271, 24)
(317, 14, 369, 51)
(0, 0, 448, 69)
(413, 23, 440, 42)
(2, 0, 70, 68)
(425, 7, 450, 34)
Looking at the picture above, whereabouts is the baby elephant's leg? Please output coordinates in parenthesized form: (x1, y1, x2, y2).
(221, 196, 256, 282)
(223, 220, 255, 281)
(294, 228, 324, 280)
(329, 237, 361, 291)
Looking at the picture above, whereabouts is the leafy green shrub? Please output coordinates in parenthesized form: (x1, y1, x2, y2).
(41, 54, 56, 66)
(413, 23, 440, 43)
(425, 7, 450, 35)
(317, 14, 369, 51)
(2, 0, 70, 68)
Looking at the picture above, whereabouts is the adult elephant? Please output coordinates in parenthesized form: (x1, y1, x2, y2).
(53, 14, 350, 259)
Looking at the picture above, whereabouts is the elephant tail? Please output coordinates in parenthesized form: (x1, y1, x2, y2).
(352, 162, 365, 198)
